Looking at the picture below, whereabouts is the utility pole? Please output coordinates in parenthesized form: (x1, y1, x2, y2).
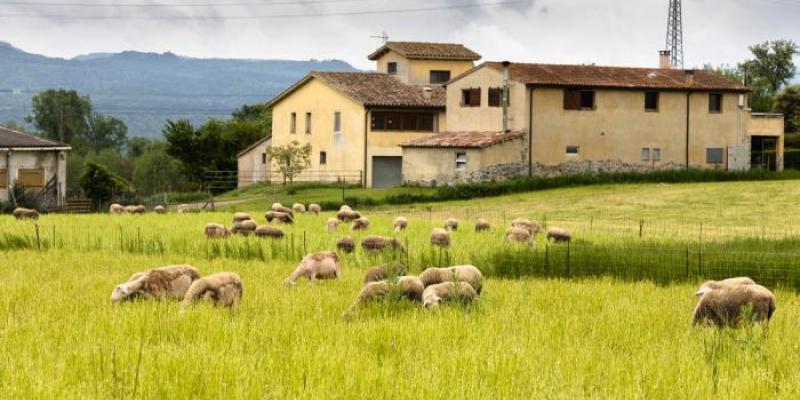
(665, 0, 684, 68)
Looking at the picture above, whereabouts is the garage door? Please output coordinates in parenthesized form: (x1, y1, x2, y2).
(372, 156, 402, 188)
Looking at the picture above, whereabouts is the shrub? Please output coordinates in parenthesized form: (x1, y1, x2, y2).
(80, 162, 129, 211)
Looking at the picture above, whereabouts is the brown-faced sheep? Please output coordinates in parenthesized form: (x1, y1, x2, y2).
(308, 204, 322, 215)
(696, 277, 756, 296)
(393, 216, 409, 232)
(430, 228, 451, 248)
(326, 218, 340, 232)
(693, 283, 776, 327)
(153, 205, 166, 214)
(204, 222, 231, 239)
(266, 211, 294, 224)
(546, 227, 572, 243)
(337, 205, 361, 222)
(181, 272, 243, 310)
(360, 235, 404, 253)
(352, 217, 370, 231)
(285, 251, 341, 285)
(336, 236, 356, 254)
(255, 225, 285, 239)
(511, 218, 541, 236)
(232, 212, 252, 223)
(109, 203, 125, 214)
(505, 227, 532, 243)
(347, 276, 425, 313)
(475, 219, 491, 232)
(444, 218, 459, 232)
(292, 203, 307, 213)
(111, 265, 200, 303)
(231, 219, 258, 235)
(422, 281, 478, 308)
(363, 262, 408, 284)
(12, 207, 39, 220)
(419, 265, 484, 294)
(271, 203, 295, 216)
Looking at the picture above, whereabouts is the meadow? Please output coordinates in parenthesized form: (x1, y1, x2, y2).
(2, 180, 800, 398)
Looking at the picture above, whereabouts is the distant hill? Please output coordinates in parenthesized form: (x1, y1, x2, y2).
(0, 41, 357, 138)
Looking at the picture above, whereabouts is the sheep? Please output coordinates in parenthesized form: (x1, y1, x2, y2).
(360, 235, 404, 253)
(292, 203, 307, 213)
(255, 225, 285, 239)
(475, 219, 491, 232)
(265, 211, 294, 224)
(128, 205, 146, 214)
(505, 227, 533, 243)
(153, 205, 166, 214)
(181, 272, 243, 310)
(12, 207, 39, 220)
(419, 265, 484, 294)
(347, 276, 425, 313)
(176, 204, 189, 214)
(352, 217, 370, 231)
(204, 222, 231, 239)
(546, 227, 572, 243)
(511, 218, 541, 236)
(308, 204, 322, 215)
(444, 218, 459, 232)
(326, 218, 340, 232)
(696, 277, 757, 296)
(337, 205, 361, 222)
(230, 219, 258, 236)
(232, 212, 252, 223)
(393, 216, 409, 232)
(110, 265, 201, 303)
(285, 251, 341, 285)
(124, 205, 136, 214)
(109, 203, 125, 214)
(336, 236, 356, 254)
(364, 262, 408, 284)
(430, 228, 451, 248)
(271, 203, 295, 216)
(692, 283, 776, 327)
(422, 281, 479, 308)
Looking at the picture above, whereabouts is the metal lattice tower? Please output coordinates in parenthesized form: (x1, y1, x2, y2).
(665, 0, 684, 68)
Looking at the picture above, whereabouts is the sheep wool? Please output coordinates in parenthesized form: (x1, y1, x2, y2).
(348, 276, 425, 313)
(12, 207, 39, 220)
(693, 283, 776, 327)
(285, 251, 341, 285)
(231, 219, 258, 235)
(546, 227, 572, 243)
(205, 222, 231, 239)
(109, 204, 125, 214)
(308, 204, 322, 215)
(422, 281, 478, 308)
(430, 228, 451, 247)
(337, 205, 361, 222)
(271, 203, 295, 217)
(475, 219, 491, 232)
(336, 236, 356, 254)
(232, 212, 252, 223)
(326, 218, 340, 232)
(419, 265, 484, 294)
(181, 272, 243, 310)
(393, 216, 409, 232)
(360, 236, 404, 253)
(255, 225, 285, 239)
(511, 218, 541, 236)
(505, 227, 532, 243)
(696, 277, 756, 296)
(266, 211, 294, 224)
(292, 203, 307, 213)
(444, 218, 459, 232)
(111, 265, 201, 303)
(352, 217, 370, 231)
(153, 205, 167, 214)
(363, 263, 408, 284)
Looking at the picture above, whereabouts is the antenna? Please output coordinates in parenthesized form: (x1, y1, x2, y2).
(370, 31, 389, 43)
(665, 0, 684, 68)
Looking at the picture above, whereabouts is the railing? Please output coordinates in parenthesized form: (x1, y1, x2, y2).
(206, 170, 364, 191)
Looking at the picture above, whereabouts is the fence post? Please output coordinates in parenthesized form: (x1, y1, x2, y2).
(686, 246, 691, 278)
(303, 231, 307, 255)
(566, 241, 571, 277)
(639, 219, 644, 238)
(34, 223, 41, 250)
(544, 243, 549, 276)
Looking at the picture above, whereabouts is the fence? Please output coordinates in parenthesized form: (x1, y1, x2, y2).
(206, 170, 364, 192)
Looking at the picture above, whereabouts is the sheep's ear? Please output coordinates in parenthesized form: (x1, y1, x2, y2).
(695, 288, 709, 297)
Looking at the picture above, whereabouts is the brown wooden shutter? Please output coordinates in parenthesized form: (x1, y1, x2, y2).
(0, 169, 7, 188)
(470, 88, 481, 107)
(18, 169, 44, 188)
(564, 89, 581, 110)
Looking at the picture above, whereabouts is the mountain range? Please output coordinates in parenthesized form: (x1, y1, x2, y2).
(0, 41, 357, 138)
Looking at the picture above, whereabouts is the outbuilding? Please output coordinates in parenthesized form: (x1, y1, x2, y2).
(0, 126, 70, 209)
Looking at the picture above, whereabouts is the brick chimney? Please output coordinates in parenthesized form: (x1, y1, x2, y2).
(659, 50, 672, 69)
(685, 69, 695, 86)
(422, 86, 432, 100)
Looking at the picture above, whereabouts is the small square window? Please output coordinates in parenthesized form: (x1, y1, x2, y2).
(319, 151, 327, 165)
(706, 148, 724, 164)
(455, 152, 467, 170)
(709, 93, 723, 113)
(653, 148, 661, 161)
(387, 62, 397, 75)
(261, 153, 267, 164)
(566, 146, 580, 155)
(641, 148, 650, 161)
(645, 92, 659, 111)
(429, 70, 451, 84)
(580, 91, 595, 109)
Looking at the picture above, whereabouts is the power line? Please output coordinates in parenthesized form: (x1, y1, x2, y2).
(0, 0, 374, 7)
(0, 0, 533, 19)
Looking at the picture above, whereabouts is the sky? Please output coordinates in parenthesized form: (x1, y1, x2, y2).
(0, 0, 798, 71)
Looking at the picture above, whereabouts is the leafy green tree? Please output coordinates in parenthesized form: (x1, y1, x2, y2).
(85, 148, 132, 181)
(703, 64, 743, 82)
(126, 137, 154, 158)
(79, 162, 128, 210)
(267, 140, 312, 184)
(132, 144, 184, 195)
(743, 40, 798, 93)
(26, 89, 92, 143)
(84, 113, 128, 153)
(775, 85, 800, 133)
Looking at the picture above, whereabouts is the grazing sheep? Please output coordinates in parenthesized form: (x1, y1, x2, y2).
(696, 277, 757, 296)
(352, 217, 370, 231)
(444, 218, 459, 232)
(511, 218, 541, 236)
(347, 276, 425, 312)
(285, 251, 341, 285)
(271, 203, 295, 216)
(109, 203, 125, 214)
(127, 205, 146, 214)
(364, 262, 408, 284)
(12, 207, 39, 220)
(204, 222, 231, 239)
(475, 219, 491, 232)
(505, 227, 532, 243)
(336, 236, 356, 254)
(181, 272, 243, 310)
(124, 205, 136, 214)
(546, 227, 572, 243)
(308, 204, 322, 215)
(153, 205, 166, 214)
(265, 211, 294, 224)
(232, 212, 252, 223)
(326, 218, 340, 232)
(231, 219, 258, 235)
(177, 204, 189, 214)
(419, 265, 484, 294)
(337, 205, 361, 222)
(693, 283, 776, 327)
(422, 281, 478, 308)
(393, 216, 409, 232)
(360, 235, 404, 253)
(429, 228, 451, 248)
(255, 225, 285, 239)
(111, 265, 201, 303)
(292, 203, 307, 213)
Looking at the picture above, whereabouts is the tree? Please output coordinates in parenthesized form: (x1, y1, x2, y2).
(26, 89, 92, 143)
(84, 113, 128, 153)
(132, 144, 184, 195)
(85, 148, 132, 181)
(267, 140, 312, 184)
(703, 64, 743, 82)
(743, 40, 798, 94)
(79, 162, 128, 210)
(775, 85, 800, 133)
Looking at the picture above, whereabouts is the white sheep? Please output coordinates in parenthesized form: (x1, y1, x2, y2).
(546, 227, 572, 243)
(232, 212, 252, 223)
(347, 276, 425, 313)
(205, 222, 230, 239)
(360, 235, 404, 253)
(336, 236, 355, 254)
(153, 205, 166, 214)
(475, 219, 491, 232)
(111, 265, 200, 303)
(352, 217, 370, 231)
(181, 272, 243, 310)
(255, 225, 285, 239)
(231, 219, 258, 235)
(308, 204, 322, 215)
(419, 265, 484, 294)
(337, 205, 361, 222)
(693, 282, 776, 327)
(422, 281, 478, 308)
(109, 204, 125, 214)
(326, 218, 340, 232)
(444, 218, 459, 232)
(285, 251, 341, 285)
(266, 211, 294, 224)
(430, 228, 451, 247)
(505, 227, 532, 243)
(393, 216, 409, 232)
(695, 277, 756, 296)
(292, 203, 307, 213)
(511, 218, 541, 236)
(12, 207, 39, 220)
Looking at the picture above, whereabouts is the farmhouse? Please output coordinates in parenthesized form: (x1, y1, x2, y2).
(0, 126, 70, 208)
(236, 135, 271, 188)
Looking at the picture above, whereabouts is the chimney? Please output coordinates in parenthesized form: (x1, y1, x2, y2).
(659, 50, 672, 69)
(502, 60, 511, 132)
(685, 69, 695, 86)
(422, 86, 432, 100)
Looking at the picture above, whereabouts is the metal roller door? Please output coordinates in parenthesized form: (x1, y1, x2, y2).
(372, 156, 402, 188)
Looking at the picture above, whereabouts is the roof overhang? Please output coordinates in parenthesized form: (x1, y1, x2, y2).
(0, 146, 72, 151)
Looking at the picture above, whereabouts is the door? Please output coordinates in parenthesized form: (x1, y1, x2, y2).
(372, 156, 402, 188)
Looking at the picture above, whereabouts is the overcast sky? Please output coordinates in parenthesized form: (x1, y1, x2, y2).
(0, 0, 797, 71)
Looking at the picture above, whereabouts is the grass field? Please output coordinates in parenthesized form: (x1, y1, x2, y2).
(2, 180, 800, 398)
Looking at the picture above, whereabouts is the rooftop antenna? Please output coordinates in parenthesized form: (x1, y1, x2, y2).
(370, 31, 389, 44)
(665, 0, 684, 68)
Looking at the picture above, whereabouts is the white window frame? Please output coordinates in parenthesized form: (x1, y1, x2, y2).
(455, 152, 467, 171)
(566, 146, 580, 156)
(652, 148, 661, 161)
(641, 148, 650, 161)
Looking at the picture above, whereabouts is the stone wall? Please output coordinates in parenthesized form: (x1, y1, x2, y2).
(530, 160, 686, 177)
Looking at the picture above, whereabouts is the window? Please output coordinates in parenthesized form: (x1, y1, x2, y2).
(334, 111, 341, 133)
(371, 111, 437, 132)
(706, 148, 724, 164)
(488, 88, 508, 107)
(387, 62, 398, 75)
(455, 152, 467, 170)
(641, 148, 650, 161)
(261, 153, 267, 164)
(305, 112, 312, 134)
(645, 91, 659, 111)
(429, 70, 451, 84)
(564, 89, 595, 110)
(17, 169, 44, 188)
(290, 112, 297, 134)
(0, 169, 6, 188)
(652, 148, 661, 161)
(566, 146, 580, 155)
(319, 151, 327, 165)
(709, 93, 723, 113)
(461, 88, 481, 107)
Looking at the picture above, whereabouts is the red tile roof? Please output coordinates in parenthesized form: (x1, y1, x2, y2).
(0, 126, 70, 149)
(401, 130, 525, 149)
(368, 41, 481, 61)
(472, 62, 748, 92)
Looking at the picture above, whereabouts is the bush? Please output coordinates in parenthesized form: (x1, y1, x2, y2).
(785, 149, 800, 170)
(0, 186, 45, 214)
(80, 162, 128, 211)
